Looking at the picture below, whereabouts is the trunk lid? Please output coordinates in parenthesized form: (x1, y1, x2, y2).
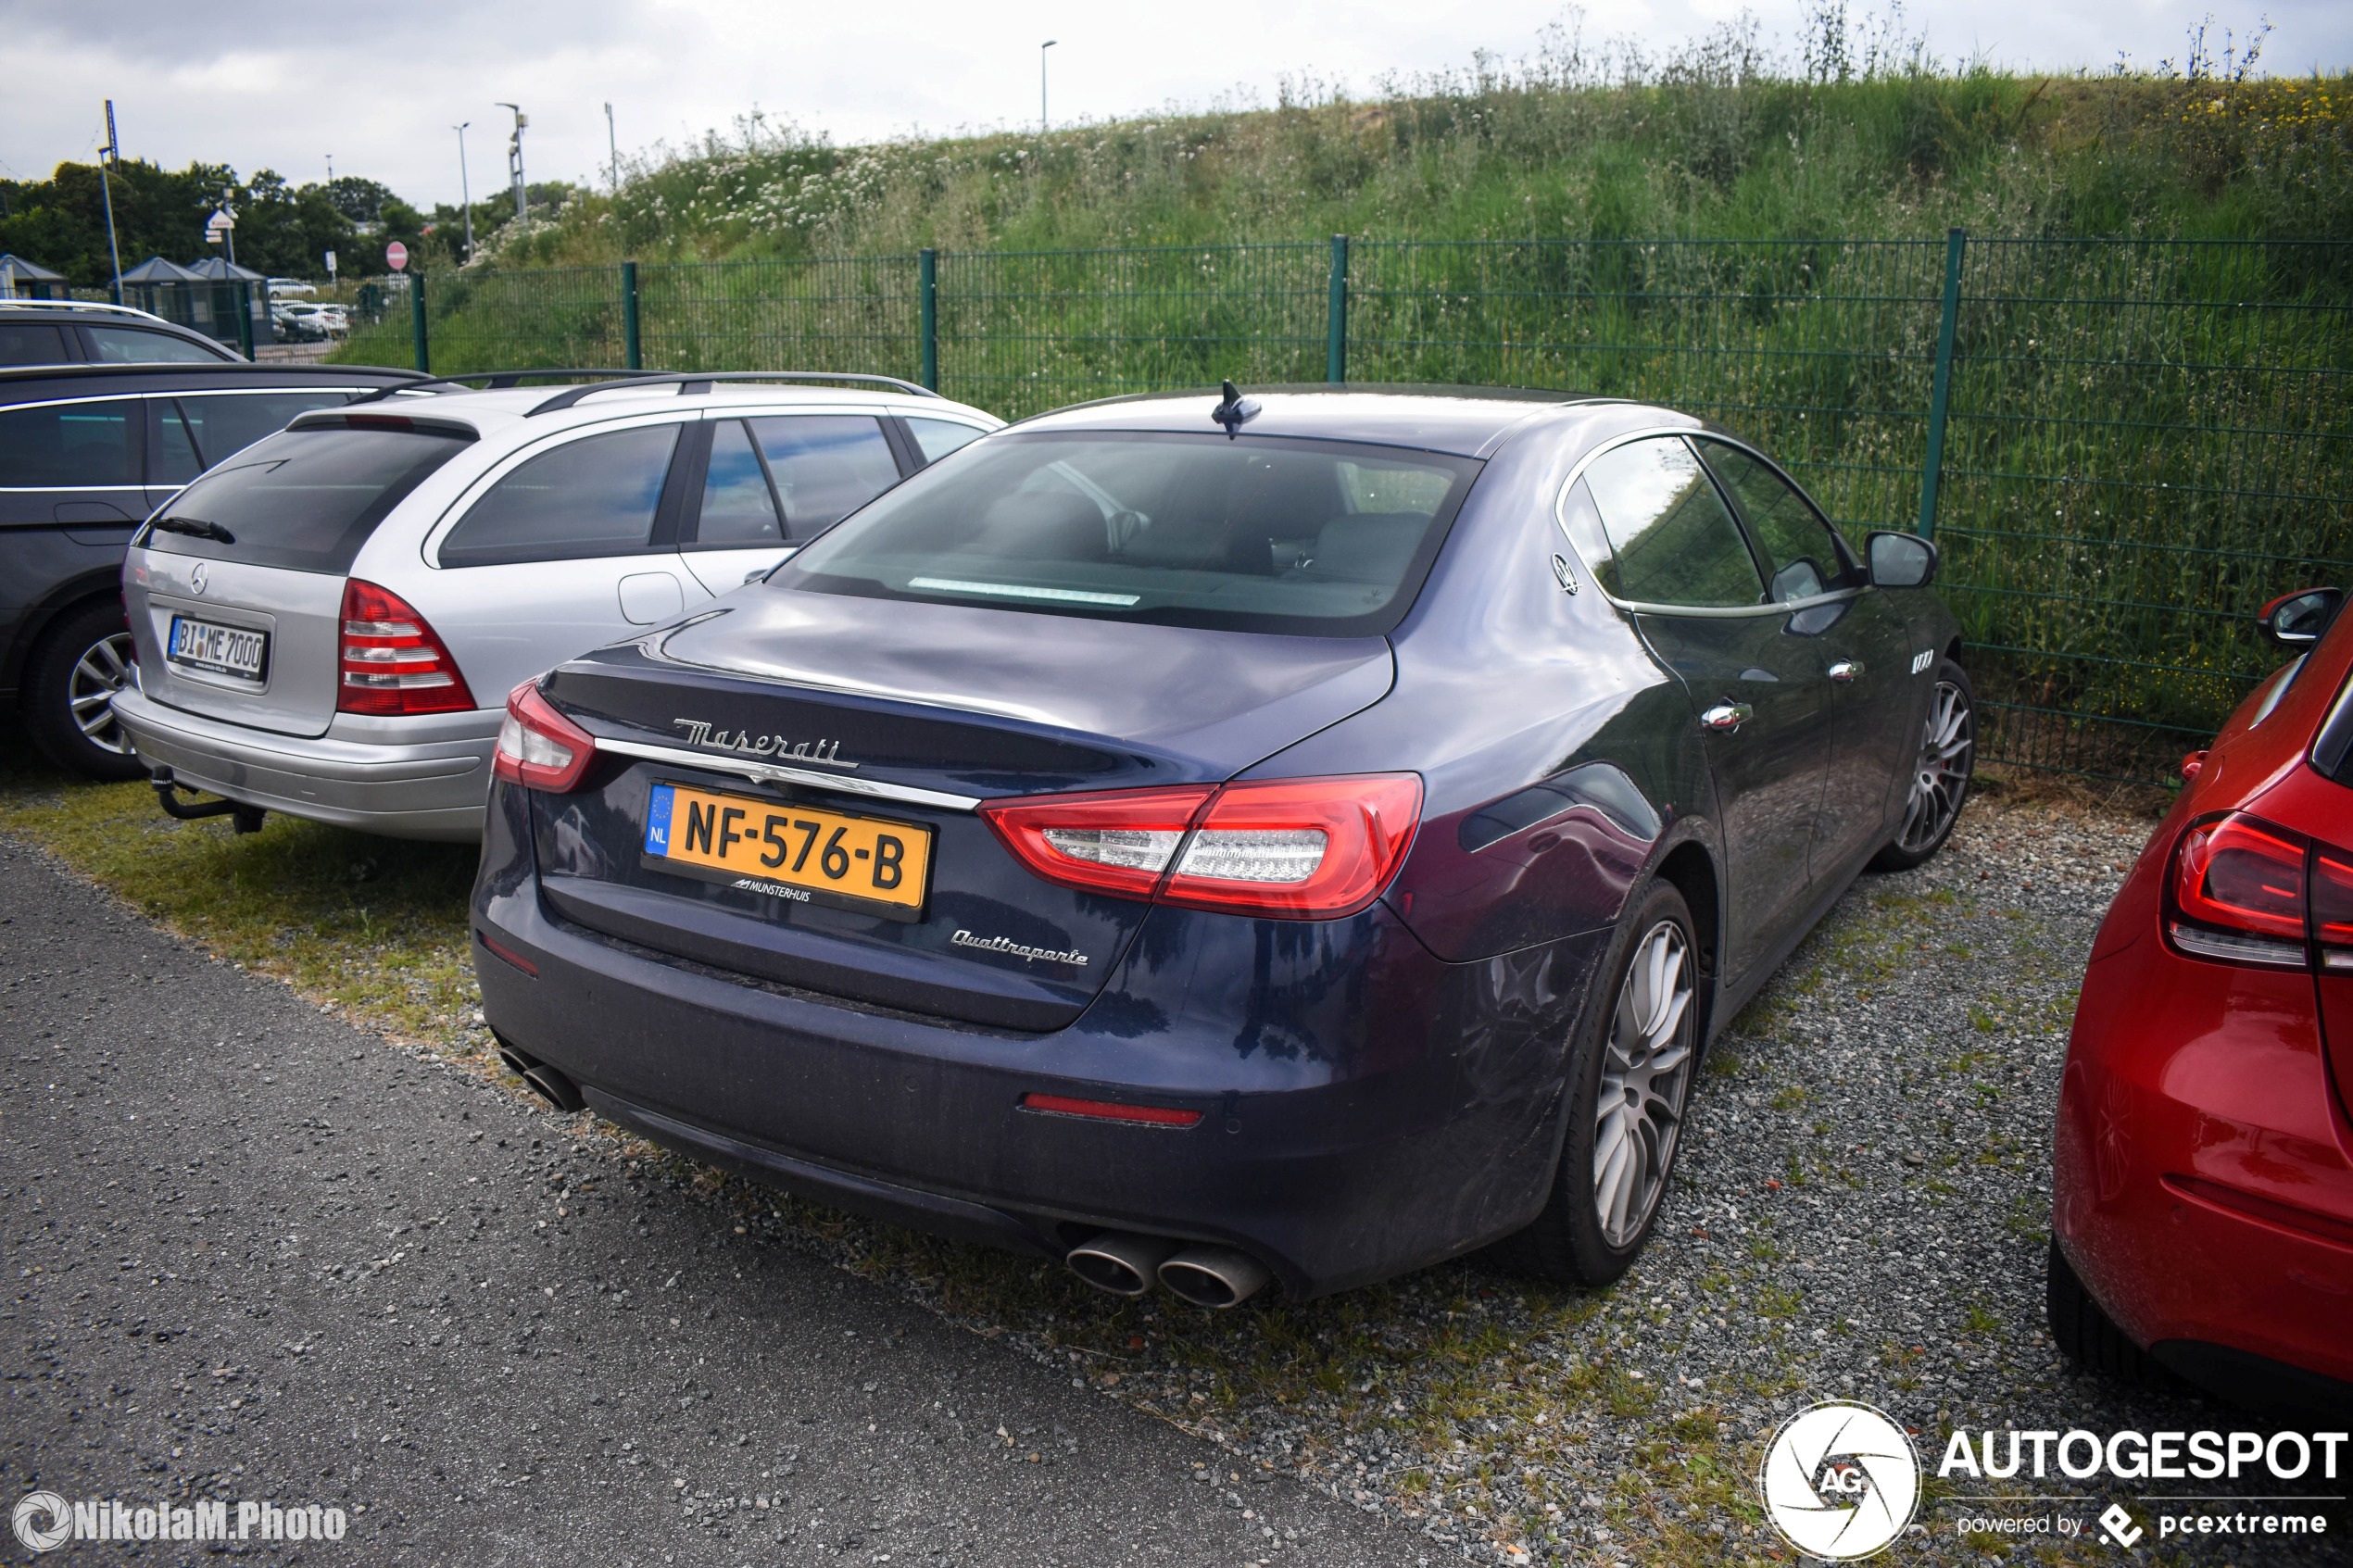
(122, 420, 472, 738)
(532, 590, 1394, 1030)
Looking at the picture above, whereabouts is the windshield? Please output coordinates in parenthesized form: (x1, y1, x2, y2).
(775, 431, 1481, 636)
(140, 425, 472, 574)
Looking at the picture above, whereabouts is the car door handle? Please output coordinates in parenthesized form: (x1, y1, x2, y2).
(1828, 659, 1864, 683)
(1699, 702, 1754, 733)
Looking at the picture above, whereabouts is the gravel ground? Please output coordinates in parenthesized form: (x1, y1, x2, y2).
(7, 785, 2347, 1566)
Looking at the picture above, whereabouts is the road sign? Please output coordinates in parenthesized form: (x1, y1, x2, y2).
(385, 241, 409, 272)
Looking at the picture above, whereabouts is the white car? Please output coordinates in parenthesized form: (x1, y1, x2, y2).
(272, 301, 346, 341)
(266, 279, 318, 299)
(111, 371, 1000, 839)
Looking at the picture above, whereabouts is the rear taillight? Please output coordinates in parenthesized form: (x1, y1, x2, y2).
(982, 773, 1421, 920)
(2165, 810, 2353, 971)
(980, 785, 1215, 900)
(337, 579, 475, 715)
(493, 679, 597, 793)
(2317, 851, 2353, 972)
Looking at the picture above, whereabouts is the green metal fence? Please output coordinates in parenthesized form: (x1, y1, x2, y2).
(340, 236, 2353, 783)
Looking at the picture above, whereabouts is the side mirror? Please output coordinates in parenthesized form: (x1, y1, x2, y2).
(2258, 587, 2343, 647)
(1866, 531, 1938, 590)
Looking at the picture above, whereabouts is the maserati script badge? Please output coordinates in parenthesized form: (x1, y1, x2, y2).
(673, 719, 857, 770)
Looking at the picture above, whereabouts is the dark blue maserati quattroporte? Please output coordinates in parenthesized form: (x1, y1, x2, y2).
(472, 385, 1970, 1306)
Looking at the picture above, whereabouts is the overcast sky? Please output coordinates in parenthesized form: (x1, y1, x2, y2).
(4, 1, 2345, 207)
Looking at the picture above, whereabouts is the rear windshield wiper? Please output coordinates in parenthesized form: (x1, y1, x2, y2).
(148, 516, 236, 545)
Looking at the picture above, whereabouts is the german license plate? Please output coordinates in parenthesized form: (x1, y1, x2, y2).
(642, 782, 933, 922)
(167, 614, 268, 681)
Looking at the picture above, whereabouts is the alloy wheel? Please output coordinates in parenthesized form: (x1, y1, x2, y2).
(68, 632, 137, 757)
(1895, 679, 1973, 854)
(1592, 920, 1695, 1249)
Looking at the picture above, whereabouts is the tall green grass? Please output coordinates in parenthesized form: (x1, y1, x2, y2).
(329, 45, 2352, 778)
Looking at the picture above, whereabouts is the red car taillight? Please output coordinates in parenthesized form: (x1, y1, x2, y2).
(493, 679, 597, 793)
(982, 773, 1421, 920)
(2165, 810, 2353, 971)
(337, 579, 475, 715)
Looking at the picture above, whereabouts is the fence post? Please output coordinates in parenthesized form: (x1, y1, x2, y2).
(233, 281, 255, 360)
(621, 260, 642, 370)
(1916, 226, 1967, 541)
(918, 249, 938, 392)
(409, 272, 430, 374)
(1326, 234, 1350, 384)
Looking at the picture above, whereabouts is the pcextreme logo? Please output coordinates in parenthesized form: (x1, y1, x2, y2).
(1759, 1401, 1924, 1561)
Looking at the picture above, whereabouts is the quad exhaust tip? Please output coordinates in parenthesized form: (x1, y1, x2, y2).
(1066, 1232, 1177, 1297)
(494, 1035, 585, 1114)
(1065, 1235, 1271, 1307)
(1157, 1247, 1271, 1310)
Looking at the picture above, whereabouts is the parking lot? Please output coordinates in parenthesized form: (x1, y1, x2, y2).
(1, 753, 2341, 1565)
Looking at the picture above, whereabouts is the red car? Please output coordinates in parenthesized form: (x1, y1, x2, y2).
(2051, 586, 2353, 1413)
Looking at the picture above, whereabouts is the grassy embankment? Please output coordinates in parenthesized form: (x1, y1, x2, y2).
(333, 49, 2352, 775)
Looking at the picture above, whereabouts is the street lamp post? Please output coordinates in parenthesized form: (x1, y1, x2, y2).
(497, 102, 527, 222)
(1040, 40, 1057, 134)
(605, 102, 620, 193)
(97, 100, 125, 306)
(453, 122, 475, 263)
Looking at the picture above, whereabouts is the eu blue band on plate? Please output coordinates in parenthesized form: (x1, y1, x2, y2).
(644, 784, 676, 854)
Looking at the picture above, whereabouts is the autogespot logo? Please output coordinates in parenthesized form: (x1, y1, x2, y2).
(12, 1492, 71, 1554)
(1759, 1401, 1924, 1561)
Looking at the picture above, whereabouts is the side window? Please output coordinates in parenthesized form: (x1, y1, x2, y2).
(905, 417, 988, 466)
(149, 401, 204, 486)
(0, 399, 138, 487)
(439, 423, 681, 568)
(1579, 436, 1763, 608)
(745, 416, 901, 538)
(0, 322, 72, 367)
(171, 392, 359, 474)
(691, 420, 785, 548)
(85, 326, 225, 364)
(1699, 441, 1850, 603)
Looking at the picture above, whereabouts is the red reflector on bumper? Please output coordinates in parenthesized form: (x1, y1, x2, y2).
(1018, 1093, 1202, 1128)
(477, 931, 538, 977)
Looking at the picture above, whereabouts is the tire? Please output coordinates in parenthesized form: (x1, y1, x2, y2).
(1870, 655, 1975, 872)
(23, 598, 145, 783)
(2045, 1236, 2164, 1386)
(1504, 881, 1702, 1287)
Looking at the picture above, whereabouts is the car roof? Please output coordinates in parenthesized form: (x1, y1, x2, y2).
(0, 362, 426, 404)
(347, 379, 1000, 440)
(1009, 383, 1626, 458)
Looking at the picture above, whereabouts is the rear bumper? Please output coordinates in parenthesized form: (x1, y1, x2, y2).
(2054, 930, 2353, 1399)
(112, 685, 497, 842)
(473, 787, 1606, 1297)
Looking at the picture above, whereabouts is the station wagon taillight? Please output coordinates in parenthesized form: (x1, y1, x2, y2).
(336, 579, 476, 716)
(493, 680, 597, 793)
(982, 773, 1421, 920)
(2165, 810, 2353, 971)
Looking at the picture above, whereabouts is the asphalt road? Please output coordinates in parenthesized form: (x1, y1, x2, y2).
(0, 842, 1424, 1567)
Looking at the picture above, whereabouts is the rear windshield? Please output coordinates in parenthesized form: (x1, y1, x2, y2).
(776, 432, 1480, 636)
(139, 425, 470, 574)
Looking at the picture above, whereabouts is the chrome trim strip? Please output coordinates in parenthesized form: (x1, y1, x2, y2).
(1552, 425, 1869, 620)
(1612, 588, 1863, 621)
(594, 737, 983, 812)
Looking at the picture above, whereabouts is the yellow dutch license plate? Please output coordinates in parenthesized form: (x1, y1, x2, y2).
(641, 782, 933, 922)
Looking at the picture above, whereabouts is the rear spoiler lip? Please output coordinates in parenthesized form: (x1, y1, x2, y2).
(287, 408, 480, 440)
